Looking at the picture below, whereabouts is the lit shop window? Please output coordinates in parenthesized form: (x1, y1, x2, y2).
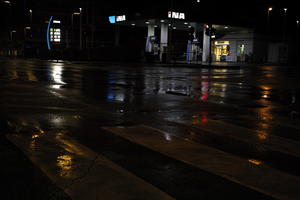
(50, 28, 61, 43)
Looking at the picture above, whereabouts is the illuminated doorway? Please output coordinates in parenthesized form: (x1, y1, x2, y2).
(213, 41, 230, 62)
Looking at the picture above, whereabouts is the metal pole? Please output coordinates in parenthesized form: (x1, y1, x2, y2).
(267, 11, 270, 33)
(8, 3, 12, 41)
(297, 20, 299, 64)
(208, 24, 212, 66)
(71, 14, 74, 48)
(283, 8, 288, 42)
(267, 7, 272, 34)
(79, 8, 83, 50)
(29, 9, 32, 24)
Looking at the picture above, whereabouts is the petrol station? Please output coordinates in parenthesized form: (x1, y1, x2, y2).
(108, 11, 261, 64)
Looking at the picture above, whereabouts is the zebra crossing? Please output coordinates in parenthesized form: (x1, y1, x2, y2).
(6, 117, 300, 200)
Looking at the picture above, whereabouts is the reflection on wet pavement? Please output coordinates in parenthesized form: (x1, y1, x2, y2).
(2, 59, 300, 200)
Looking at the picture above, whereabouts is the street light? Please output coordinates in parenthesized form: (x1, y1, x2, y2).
(29, 9, 33, 24)
(297, 20, 299, 63)
(71, 12, 80, 48)
(10, 30, 16, 40)
(79, 8, 83, 50)
(283, 8, 288, 42)
(71, 10, 82, 49)
(2, 0, 12, 39)
(3, 0, 11, 4)
(267, 7, 273, 33)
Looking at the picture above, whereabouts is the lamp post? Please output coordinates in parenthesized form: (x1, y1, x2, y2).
(267, 7, 273, 34)
(29, 9, 32, 24)
(297, 20, 299, 43)
(10, 30, 16, 41)
(297, 20, 299, 63)
(71, 12, 81, 47)
(79, 7, 83, 50)
(283, 8, 288, 42)
(3, 1, 12, 39)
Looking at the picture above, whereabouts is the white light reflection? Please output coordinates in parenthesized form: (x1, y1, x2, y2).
(164, 133, 172, 141)
(51, 64, 66, 89)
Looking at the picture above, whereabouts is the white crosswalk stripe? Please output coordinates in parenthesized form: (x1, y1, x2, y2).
(103, 125, 300, 200)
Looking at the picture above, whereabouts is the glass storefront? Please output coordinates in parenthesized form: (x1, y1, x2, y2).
(213, 41, 230, 62)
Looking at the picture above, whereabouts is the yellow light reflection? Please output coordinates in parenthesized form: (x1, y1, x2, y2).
(27, 71, 37, 81)
(32, 134, 39, 139)
(213, 69, 228, 73)
(248, 159, 263, 166)
(256, 131, 269, 141)
(30, 124, 45, 150)
(57, 154, 73, 178)
(255, 100, 273, 141)
(55, 132, 85, 156)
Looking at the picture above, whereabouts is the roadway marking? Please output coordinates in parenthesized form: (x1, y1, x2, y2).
(7, 132, 174, 200)
(102, 125, 300, 200)
(170, 119, 300, 158)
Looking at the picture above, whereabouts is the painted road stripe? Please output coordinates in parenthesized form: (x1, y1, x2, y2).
(102, 125, 300, 200)
(7, 132, 173, 200)
(171, 119, 300, 158)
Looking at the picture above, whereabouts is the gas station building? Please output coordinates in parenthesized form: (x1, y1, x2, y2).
(109, 11, 275, 64)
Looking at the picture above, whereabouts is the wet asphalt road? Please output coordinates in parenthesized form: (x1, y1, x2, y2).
(1, 58, 300, 200)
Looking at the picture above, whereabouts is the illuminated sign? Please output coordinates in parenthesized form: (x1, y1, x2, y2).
(116, 15, 126, 22)
(46, 16, 62, 50)
(109, 15, 126, 24)
(109, 16, 116, 24)
(168, 11, 185, 20)
(50, 28, 61, 43)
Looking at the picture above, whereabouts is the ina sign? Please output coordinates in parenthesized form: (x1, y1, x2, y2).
(168, 12, 185, 20)
(116, 15, 126, 22)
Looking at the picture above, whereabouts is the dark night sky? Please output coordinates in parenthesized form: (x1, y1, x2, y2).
(0, 0, 299, 33)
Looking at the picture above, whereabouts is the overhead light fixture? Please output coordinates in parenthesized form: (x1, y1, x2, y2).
(53, 20, 61, 24)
